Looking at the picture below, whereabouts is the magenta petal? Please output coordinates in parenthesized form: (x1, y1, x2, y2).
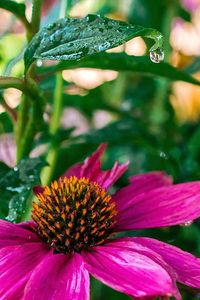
(33, 185, 44, 195)
(64, 143, 107, 178)
(129, 171, 173, 189)
(116, 181, 200, 230)
(23, 253, 89, 300)
(82, 242, 177, 298)
(0, 220, 40, 248)
(64, 143, 128, 189)
(133, 237, 200, 289)
(113, 171, 172, 211)
(0, 243, 49, 300)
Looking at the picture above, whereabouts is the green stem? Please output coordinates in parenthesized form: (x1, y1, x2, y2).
(40, 0, 67, 185)
(41, 73, 63, 185)
(49, 73, 63, 135)
(16, 79, 44, 162)
(16, 95, 31, 162)
(31, 0, 42, 36)
(0, 94, 17, 123)
(150, 2, 176, 128)
(0, 77, 25, 91)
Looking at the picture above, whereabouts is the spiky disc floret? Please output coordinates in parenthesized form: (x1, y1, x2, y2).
(32, 176, 117, 253)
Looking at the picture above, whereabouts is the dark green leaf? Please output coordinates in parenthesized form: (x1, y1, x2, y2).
(24, 14, 163, 72)
(0, 0, 26, 19)
(0, 158, 46, 222)
(39, 53, 200, 86)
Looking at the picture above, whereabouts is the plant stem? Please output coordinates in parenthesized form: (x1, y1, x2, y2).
(31, 0, 42, 36)
(0, 94, 17, 123)
(16, 0, 43, 161)
(16, 79, 44, 162)
(49, 74, 63, 135)
(41, 73, 63, 185)
(0, 77, 25, 91)
(40, 0, 67, 185)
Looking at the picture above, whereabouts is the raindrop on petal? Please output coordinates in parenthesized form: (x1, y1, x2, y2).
(180, 220, 193, 227)
(150, 48, 164, 63)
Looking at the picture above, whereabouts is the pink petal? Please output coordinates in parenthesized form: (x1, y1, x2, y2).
(133, 237, 200, 289)
(82, 241, 177, 298)
(23, 253, 89, 300)
(0, 243, 49, 300)
(64, 144, 107, 178)
(116, 181, 200, 230)
(64, 143, 128, 189)
(113, 171, 172, 210)
(0, 220, 40, 248)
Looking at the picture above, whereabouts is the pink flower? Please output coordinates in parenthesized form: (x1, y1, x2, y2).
(1, 144, 200, 299)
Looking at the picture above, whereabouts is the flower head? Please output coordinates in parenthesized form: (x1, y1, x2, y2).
(1, 144, 200, 299)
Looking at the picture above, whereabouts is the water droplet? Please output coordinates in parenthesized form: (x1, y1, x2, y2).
(13, 167, 18, 172)
(36, 59, 43, 67)
(180, 220, 193, 227)
(159, 151, 168, 159)
(150, 48, 164, 63)
(98, 41, 111, 52)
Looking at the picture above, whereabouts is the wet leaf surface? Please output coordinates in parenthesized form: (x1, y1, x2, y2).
(0, 158, 46, 222)
(24, 14, 163, 72)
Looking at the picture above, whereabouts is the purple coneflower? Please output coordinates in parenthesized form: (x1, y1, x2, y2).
(1, 144, 200, 299)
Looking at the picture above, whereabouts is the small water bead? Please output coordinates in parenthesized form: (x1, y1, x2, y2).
(150, 48, 164, 63)
(36, 59, 43, 67)
(180, 220, 193, 227)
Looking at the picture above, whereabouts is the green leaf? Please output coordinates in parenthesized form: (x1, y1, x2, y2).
(0, 158, 46, 222)
(39, 52, 200, 86)
(0, 0, 26, 19)
(24, 14, 163, 72)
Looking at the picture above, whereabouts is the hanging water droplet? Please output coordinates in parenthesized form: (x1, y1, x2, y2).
(180, 220, 193, 227)
(13, 167, 18, 172)
(150, 48, 164, 63)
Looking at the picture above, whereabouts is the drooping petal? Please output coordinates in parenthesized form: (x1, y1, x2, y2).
(133, 237, 200, 289)
(23, 253, 89, 300)
(64, 144, 107, 178)
(113, 171, 172, 210)
(0, 220, 40, 248)
(0, 243, 49, 300)
(116, 181, 200, 230)
(64, 143, 128, 189)
(82, 241, 177, 299)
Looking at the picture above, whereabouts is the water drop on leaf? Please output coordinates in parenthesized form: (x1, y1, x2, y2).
(150, 48, 164, 63)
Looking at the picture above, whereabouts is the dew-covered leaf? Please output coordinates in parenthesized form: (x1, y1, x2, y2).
(0, 0, 26, 19)
(0, 158, 46, 222)
(24, 14, 163, 72)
